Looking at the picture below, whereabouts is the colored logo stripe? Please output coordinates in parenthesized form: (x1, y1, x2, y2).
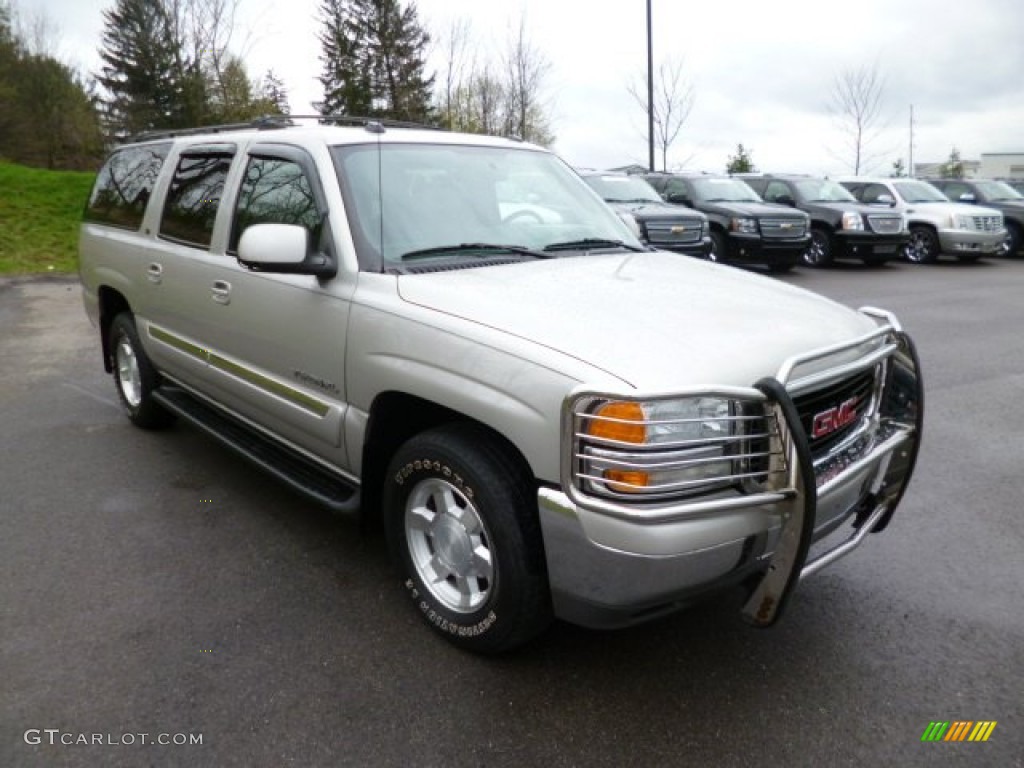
(921, 721, 996, 742)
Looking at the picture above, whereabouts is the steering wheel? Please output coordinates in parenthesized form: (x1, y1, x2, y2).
(503, 209, 543, 225)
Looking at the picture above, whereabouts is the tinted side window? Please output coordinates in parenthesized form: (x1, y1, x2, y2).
(665, 178, 689, 199)
(943, 182, 969, 200)
(859, 183, 890, 204)
(159, 153, 233, 248)
(85, 143, 170, 229)
(763, 180, 791, 203)
(230, 157, 321, 252)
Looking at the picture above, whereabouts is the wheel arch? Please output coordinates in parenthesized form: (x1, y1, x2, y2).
(97, 286, 132, 373)
(359, 391, 537, 526)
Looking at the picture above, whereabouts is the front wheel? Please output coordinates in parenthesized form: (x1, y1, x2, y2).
(708, 231, 727, 263)
(905, 226, 940, 263)
(108, 313, 175, 429)
(1005, 222, 1022, 257)
(383, 424, 551, 653)
(803, 228, 833, 267)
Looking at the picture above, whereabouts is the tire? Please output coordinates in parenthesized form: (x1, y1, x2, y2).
(708, 231, 727, 263)
(108, 313, 175, 429)
(383, 424, 551, 653)
(1005, 222, 1022, 257)
(803, 228, 833, 267)
(904, 226, 939, 263)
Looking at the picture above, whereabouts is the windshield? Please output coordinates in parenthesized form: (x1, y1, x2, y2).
(793, 178, 857, 202)
(331, 142, 641, 270)
(893, 180, 949, 203)
(690, 177, 761, 203)
(583, 174, 662, 203)
(976, 180, 1024, 201)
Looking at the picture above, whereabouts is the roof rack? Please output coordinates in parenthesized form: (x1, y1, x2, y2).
(127, 113, 442, 144)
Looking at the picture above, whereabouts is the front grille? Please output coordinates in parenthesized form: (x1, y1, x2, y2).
(971, 215, 1002, 232)
(867, 215, 903, 235)
(645, 219, 704, 245)
(792, 368, 877, 459)
(760, 218, 807, 239)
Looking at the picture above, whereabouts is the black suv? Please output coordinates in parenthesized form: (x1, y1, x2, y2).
(581, 171, 711, 257)
(928, 178, 1024, 256)
(641, 172, 809, 272)
(739, 174, 908, 267)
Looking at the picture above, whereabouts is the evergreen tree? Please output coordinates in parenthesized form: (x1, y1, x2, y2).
(317, 0, 433, 122)
(96, 0, 182, 136)
(372, 0, 433, 122)
(726, 144, 756, 174)
(260, 69, 290, 115)
(318, 0, 372, 117)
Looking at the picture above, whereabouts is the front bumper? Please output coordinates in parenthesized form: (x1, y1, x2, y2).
(936, 228, 1008, 255)
(726, 232, 810, 268)
(834, 231, 909, 261)
(539, 309, 923, 629)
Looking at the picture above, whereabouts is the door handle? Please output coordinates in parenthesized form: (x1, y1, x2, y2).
(146, 263, 163, 284)
(211, 280, 231, 305)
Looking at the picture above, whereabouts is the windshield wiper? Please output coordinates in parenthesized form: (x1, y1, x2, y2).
(400, 243, 551, 261)
(542, 238, 646, 253)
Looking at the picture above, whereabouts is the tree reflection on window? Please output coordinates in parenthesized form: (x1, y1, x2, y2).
(231, 158, 320, 252)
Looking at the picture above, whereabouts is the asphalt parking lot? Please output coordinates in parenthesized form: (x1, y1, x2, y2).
(2, 260, 1022, 767)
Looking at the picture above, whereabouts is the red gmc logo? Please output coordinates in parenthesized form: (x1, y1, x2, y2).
(811, 396, 860, 439)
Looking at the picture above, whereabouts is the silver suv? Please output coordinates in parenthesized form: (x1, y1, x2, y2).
(80, 118, 923, 652)
(839, 177, 1006, 263)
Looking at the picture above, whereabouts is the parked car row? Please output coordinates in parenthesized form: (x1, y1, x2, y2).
(588, 168, 1022, 269)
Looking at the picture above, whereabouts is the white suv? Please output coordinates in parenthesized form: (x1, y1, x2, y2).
(79, 118, 923, 652)
(839, 177, 1006, 263)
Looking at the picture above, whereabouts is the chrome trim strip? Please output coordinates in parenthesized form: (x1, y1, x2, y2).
(147, 324, 332, 418)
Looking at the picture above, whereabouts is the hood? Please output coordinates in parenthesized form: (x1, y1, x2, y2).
(397, 251, 877, 391)
(812, 201, 896, 217)
(706, 201, 806, 219)
(906, 200, 1002, 217)
(611, 201, 704, 222)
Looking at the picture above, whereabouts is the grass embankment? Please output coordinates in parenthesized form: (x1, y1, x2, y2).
(0, 161, 96, 275)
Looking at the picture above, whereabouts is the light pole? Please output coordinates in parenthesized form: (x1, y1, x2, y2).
(647, 0, 654, 171)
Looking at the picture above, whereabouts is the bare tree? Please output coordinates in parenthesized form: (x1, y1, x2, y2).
(829, 62, 887, 175)
(435, 17, 473, 130)
(501, 14, 553, 145)
(628, 56, 694, 172)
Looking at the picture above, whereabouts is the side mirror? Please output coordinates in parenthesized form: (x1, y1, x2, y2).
(666, 192, 692, 206)
(775, 194, 796, 207)
(238, 223, 336, 278)
(875, 193, 896, 207)
(959, 193, 977, 204)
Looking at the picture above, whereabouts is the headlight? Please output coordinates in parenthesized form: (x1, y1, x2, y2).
(731, 217, 758, 234)
(575, 396, 775, 499)
(951, 213, 973, 230)
(841, 211, 865, 231)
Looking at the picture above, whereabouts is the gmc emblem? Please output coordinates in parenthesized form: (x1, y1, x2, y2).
(811, 396, 860, 439)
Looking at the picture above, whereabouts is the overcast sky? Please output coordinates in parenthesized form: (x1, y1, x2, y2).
(21, 0, 1024, 176)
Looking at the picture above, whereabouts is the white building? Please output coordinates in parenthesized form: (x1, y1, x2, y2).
(979, 153, 1024, 179)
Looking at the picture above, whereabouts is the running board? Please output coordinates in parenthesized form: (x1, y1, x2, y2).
(152, 386, 360, 515)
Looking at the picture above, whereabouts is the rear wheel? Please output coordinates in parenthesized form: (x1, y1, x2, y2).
(905, 226, 939, 263)
(383, 424, 551, 653)
(108, 313, 175, 429)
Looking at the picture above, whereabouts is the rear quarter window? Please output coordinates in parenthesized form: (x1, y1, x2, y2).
(84, 143, 171, 230)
